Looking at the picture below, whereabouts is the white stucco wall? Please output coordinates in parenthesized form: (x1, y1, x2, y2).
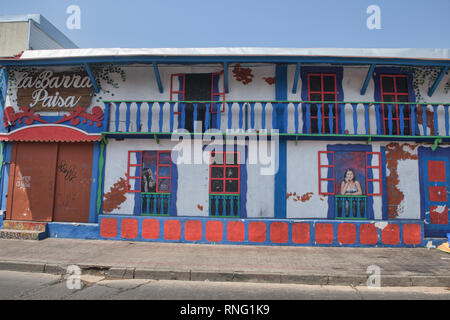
(103, 137, 276, 218)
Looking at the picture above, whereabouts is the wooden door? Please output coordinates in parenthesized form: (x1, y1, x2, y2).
(52, 143, 93, 223)
(6, 143, 58, 222)
(6, 142, 94, 223)
(422, 156, 450, 237)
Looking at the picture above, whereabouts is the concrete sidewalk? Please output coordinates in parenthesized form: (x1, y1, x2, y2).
(0, 238, 449, 287)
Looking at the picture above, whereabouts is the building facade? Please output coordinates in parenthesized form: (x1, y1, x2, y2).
(0, 14, 77, 57)
(0, 48, 449, 247)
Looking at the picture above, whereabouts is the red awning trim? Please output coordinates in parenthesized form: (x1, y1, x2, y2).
(0, 125, 101, 142)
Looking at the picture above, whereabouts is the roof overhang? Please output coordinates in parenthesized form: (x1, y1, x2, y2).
(1, 48, 449, 67)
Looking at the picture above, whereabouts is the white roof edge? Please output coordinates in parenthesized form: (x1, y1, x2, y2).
(18, 47, 450, 61)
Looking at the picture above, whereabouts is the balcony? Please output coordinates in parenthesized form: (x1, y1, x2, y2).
(209, 194, 240, 218)
(140, 193, 171, 216)
(103, 100, 450, 142)
(335, 195, 367, 220)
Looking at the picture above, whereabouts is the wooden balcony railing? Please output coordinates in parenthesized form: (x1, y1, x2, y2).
(335, 195, 367, 219)
(103, 100, 450, 139)
(209, 194, 240, 217)
(141, 193, 170, 216)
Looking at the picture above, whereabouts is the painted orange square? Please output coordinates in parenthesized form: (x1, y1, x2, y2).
(205, 221, 223, 242)
(403, 224, 422, 245)
(185, 220, 202, 241)
(121, 218, 138, 239)
(227, 221, 245, 242)
(164, 220, 181, 240)
(428, 161, 446, 182)
(270, 222, 288, 243)
(429, 186, 447, 202)
(315, 223, 334, 244)
(142, 219, 159, 239)
(430, 206, 448, 225)
(100, 218, 118, 238)
(359, 224, 378, 245)
(381, 224, 400, 245)
(292, 223, 310, 244)
(248, 222, 266, 243)
(337, 223, 356, 244)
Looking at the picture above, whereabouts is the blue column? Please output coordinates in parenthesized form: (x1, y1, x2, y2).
(274, 65, 287, 219)
(89, 142, 101, 223)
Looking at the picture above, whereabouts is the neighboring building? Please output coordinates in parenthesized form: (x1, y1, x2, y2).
(0, 14, 77, 57)
(0, 48, 449, 247)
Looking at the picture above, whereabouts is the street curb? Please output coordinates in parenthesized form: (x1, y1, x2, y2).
(0, 260, 449, 287)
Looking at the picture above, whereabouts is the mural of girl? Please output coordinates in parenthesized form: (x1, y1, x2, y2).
(340, 168, 362, 195)
(339, 168, 365, 218)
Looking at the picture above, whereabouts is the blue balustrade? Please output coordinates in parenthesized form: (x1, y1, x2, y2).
(335, 195, 366, 219)
(141, 193, 170, 215)
(106, 100, 450, 138)
(209, 194, 240, 217)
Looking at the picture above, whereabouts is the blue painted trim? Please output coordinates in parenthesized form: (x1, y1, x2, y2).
(84, 63, 100, 94)
(153, 62, 164, 94)
(98, 141, 107, 215)
(428, 66, 449, 97)
(88, 142, 101, 223)
(0, 68, 7, 113)
(292, 63, 301, 94)
(0, 142, 12, 212)
(274, 65, 287, 219)
(0, 142, 5, 212)
(361, 64, 376, 95)
(47, 222, 100, 240)
(418, 146, 450, 237)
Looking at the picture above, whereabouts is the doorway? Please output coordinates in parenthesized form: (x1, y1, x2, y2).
(6, 142, 93, 223)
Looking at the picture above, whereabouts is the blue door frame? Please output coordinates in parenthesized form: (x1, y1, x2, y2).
(419, 147, 450, 238)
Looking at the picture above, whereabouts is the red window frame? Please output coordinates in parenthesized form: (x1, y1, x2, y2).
(156, 151, 172, 193)
(170, 74, 185, 115)
(318, 151, 383, 196)
(170, 71, 226, 114)
(127, 150, 142, 193)
(318, 151, 335, 195)
(365, 152, 382, 196)
(307, 73, 339, 134)
(127, 150, 172, 193)
(380, 74, 410, 135)
(210, 70, 226, 114)
(209, 151, 240, 194)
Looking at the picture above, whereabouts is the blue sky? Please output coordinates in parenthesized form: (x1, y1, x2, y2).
(1, 0, 449, 48)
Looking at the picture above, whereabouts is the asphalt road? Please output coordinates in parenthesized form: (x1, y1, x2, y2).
(0, 270, 449, 301)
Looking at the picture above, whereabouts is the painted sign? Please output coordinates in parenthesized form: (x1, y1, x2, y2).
(16, 71, 93, 111)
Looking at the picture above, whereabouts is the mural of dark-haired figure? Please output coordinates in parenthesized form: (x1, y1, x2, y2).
(334, 151, 367, 218)
(340, 169, 362, 196)
(339, 168, 365, 218)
